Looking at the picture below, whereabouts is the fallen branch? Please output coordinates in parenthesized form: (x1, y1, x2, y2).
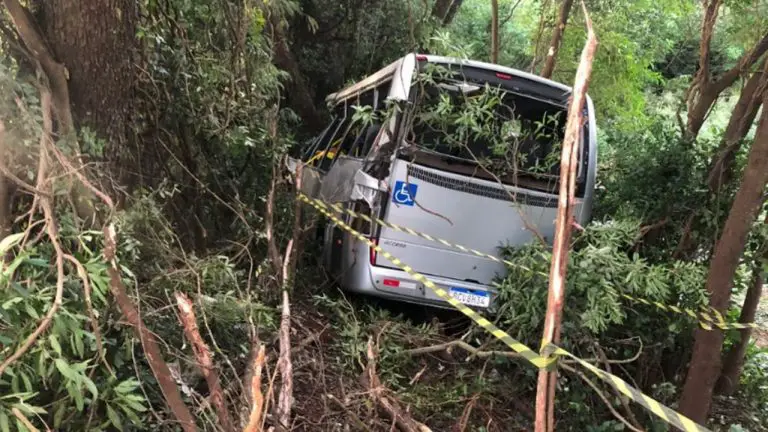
(243, 344, 266, 432)
(365, 338, 432, 432)
(0, 88, 61, 379)
(404, 340, 524, 360)
(276, 163, 303, 429)
(594, 344, 643, 430)
(175, 292, 234, 432)
(326, 394, 373, 432)
(64, 254, 112, 375)
(104, 225, 197, 432)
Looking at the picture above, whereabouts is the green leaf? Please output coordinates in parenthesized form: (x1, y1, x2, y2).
(12, 403, 46, 415)
(0, 233, 24, 255)
(107, 405, 123, 431)
(11, 282, 30, 298)
(24, 258, 49, 268)
(49, 335, 62, 355)
(114, 379, 139, 394)
(121, 397, 147, 413)
(82, 375, 98, 400)
(71, 384, 84, 411)
(0, 411, 9, 432)
(54, 359, 79, 382)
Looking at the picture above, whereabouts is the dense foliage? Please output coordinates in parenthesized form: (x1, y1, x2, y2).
(0, 0, 767, 431)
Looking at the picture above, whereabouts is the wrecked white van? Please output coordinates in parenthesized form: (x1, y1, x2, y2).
(292, 53, 597, 310)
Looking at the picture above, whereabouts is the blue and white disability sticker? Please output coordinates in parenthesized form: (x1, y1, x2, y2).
(392, 181, 417, 206)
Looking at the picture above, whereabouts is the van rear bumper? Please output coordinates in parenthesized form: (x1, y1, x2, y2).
(337, 235, 496, 311)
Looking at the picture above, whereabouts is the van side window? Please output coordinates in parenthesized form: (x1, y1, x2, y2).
(302, 118, 335, 162)
(307, 105, 347, 169)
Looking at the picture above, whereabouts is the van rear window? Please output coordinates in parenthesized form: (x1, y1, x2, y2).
(404, 71, 582, 185)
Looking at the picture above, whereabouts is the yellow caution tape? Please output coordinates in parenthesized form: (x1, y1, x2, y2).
(618, 293, 761, 331)
(299, 193, 712, 432)
(299, 193, 555, 369)
(549, 345, 711, 432)
(302, 194, 532, 271)
(300, 194, 760, 333)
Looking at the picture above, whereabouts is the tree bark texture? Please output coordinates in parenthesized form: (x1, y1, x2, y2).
(490, 0, 499, 63)
(678, 90, 768, 423)
(37, 0, 137, 144)
(706, 58, 768, 192)
(175, 292, 234, 432)
(715, 259, 765, 395)
(432, 0, 463, 26)
(432, 0, 453, 22)
(535, 6, 597, 431)
(540, 0, 574, 79)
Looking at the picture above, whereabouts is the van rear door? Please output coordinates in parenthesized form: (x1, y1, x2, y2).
(374, 159, 586, 287)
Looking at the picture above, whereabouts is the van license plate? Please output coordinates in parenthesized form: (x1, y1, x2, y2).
(449, 287, 490, 308)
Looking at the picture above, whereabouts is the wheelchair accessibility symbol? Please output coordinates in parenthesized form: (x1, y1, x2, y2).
(392, 181, 417, 206)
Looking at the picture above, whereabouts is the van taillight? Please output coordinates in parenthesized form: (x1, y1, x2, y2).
(369, 237, 378, 265)
(382, 279, 400, 287)
(495, 72, 512, 80)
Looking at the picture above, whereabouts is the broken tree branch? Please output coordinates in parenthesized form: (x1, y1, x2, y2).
(103, 225, 197, 432)
(243, 345, 266, 432)
(0, 88, 60, 379)
(365, 338, 433, 432)
(175, 292, 234, 432)
(560, 363, 644, 432)
(403, 340, 524, 360)
(535, 3, 597, 432)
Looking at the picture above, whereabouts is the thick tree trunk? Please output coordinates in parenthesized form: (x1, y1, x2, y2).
(715, 259, 765, 395)
(432, 0, 453, 22)
(268, 17, 324, 131)
(540, 0, 574, 79)
(678, 91, 768, 423)
(443, 0, 464, 26)
(37, 0, 137, 144)
(432, 0, 463, 26)
(490, 0, 499, 63)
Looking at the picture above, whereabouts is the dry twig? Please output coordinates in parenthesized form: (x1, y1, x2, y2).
(11, 407, 41, 432)
(243, 344, 266, 432)
(560, 363, 644, 432)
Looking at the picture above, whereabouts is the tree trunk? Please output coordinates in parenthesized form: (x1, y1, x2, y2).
(685, 0, 768, 140)
(715, 258, 765, 395)
(268, 17, 324, 131)
(443, 0, 464, 26)
(490, 0, 499, 63)
(37, 0, 137, 144)
(706, 59, 768, 192)
(432, 0, 463, 26)
(678, 90, 768, 423)
(540, 0, 574, 79)
(432, 0, 453, 22)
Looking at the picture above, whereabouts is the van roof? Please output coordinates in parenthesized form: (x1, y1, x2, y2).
(325, 53, 576, 105)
